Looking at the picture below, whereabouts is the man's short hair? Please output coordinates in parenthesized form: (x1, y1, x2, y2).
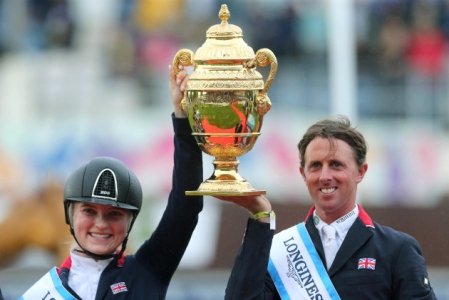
(297, 115, 368, 168)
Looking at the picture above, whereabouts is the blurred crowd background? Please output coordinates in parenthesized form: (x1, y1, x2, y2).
(0, 0, 449, 299)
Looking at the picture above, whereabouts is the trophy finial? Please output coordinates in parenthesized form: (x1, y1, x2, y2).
(219, 4, 230, 23)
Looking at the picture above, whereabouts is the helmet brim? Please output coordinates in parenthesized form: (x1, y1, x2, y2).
(66, 197, 139, 211)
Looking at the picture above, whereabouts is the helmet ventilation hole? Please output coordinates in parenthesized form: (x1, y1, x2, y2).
(93, 169, 117, 199)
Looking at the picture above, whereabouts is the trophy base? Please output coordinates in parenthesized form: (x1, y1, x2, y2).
(185, 179, 266, 196)
(186, 190, 266, 196)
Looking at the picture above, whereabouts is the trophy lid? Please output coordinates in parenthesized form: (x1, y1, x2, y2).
(194, 4, 255, 61)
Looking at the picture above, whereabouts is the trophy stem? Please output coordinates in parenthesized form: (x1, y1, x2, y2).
(210, 157, 243, 181)
(185, 156, 266, 196)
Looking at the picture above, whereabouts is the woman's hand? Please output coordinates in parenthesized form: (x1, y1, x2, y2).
(169, 64, 189, 118)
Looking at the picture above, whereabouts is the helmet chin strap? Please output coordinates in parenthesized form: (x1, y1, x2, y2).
(70, 228, 128, 261)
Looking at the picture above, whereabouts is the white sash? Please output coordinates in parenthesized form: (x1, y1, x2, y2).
(268, 223, 340, 300)
(19, 267, 77, 300)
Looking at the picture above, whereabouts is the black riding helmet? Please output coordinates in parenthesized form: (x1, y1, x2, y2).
(63, 156, 142, 260)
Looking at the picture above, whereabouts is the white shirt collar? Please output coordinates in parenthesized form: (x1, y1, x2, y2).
(68, 250, 113, 299)
(313, 205, 359, 247)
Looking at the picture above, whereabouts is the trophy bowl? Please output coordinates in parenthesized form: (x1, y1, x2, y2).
(173, 4, 277, 196)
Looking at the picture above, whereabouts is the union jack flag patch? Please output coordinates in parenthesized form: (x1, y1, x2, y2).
(111, 282, 128, 294)
(358, 258, 376, 270)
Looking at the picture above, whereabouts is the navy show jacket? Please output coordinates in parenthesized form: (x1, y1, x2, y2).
(225, 205, 436, 300)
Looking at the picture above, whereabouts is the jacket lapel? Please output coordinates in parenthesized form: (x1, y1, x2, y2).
(328, 217, 374, 276)
(95, 258, 121, 300)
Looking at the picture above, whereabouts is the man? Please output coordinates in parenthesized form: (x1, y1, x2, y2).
(221, 115, 436, 299)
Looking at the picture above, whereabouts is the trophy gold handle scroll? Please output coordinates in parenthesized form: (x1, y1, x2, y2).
(246, 48, 278, 116)
(172, 49, 195, 115)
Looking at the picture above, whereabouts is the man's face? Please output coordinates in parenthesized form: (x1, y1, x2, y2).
(300, 137, 368, 223)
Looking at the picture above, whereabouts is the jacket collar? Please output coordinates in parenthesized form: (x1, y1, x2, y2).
(57, 252, 126, 275)
(58, 256, 72, 274)
(57, 252, 126, 300)
(305, 204, 375, 228)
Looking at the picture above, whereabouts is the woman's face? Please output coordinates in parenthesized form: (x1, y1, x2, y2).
(72, 202, 129, 256)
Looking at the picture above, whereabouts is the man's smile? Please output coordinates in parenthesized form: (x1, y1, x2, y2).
(320, 187, 337, 194)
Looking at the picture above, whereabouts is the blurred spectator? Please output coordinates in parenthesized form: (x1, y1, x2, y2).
(295, 2, 327, 56)
(106, 0, 185, 106)
(401, 0, 448, 121)
(246, 3, 299, 58)
(131, 0, 184, 72)
(359, 0, 449, 119)
(405, 0, 447, 78)
(43, 0, 75, 48)
(27, 0, 76, 50)
(368, 7, 411, 117)
(378, 10, 409, 80)
(106, 0, 137, 77)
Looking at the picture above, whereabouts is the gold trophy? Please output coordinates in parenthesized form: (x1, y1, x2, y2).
(173, 4, 277, 196)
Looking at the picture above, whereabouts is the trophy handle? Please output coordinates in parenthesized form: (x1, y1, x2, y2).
(247, 49, 278, 115)
(173, 49, 195, 114)
(254, 48, 278, 95)
(172, 49, 195, 75)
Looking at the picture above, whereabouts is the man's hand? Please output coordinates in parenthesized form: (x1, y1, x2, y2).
(214, 195, 272, 222)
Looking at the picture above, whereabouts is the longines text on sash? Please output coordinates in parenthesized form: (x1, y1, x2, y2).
(284, 236, 324, 300)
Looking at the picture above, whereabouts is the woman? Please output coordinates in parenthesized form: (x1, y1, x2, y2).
(20, 65, 202, 299)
